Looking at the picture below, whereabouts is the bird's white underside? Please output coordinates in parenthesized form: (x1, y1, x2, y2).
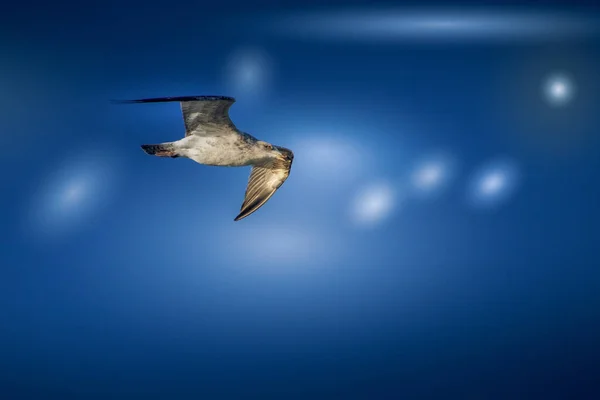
(173, 135, 271, 167)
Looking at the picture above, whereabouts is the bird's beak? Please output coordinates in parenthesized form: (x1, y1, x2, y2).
(274, 148, 285, 158)
(280, 151, 292, 162)
(274, 146, 293, 162)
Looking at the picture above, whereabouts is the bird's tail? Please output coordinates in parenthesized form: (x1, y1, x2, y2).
(141, 143, 179, 158)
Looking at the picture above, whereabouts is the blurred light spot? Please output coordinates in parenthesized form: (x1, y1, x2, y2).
(224, 223, 341, 269)
(25, 149, 117, 239)
(410, 152, 457, 197)
(543, 73, 575, 107)
(416, 164, 442, 187)
(480, 172, 504, 195)
(241, 227, 316, 262)
(291, 136, 366, 185)
(467, 159, 520, 209)
(225, 47, 273, 96)
(350, 181, 397, 226)
(272, 9, 599, 41)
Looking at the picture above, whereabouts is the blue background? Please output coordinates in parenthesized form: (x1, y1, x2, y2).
(2, 0, 600, 398)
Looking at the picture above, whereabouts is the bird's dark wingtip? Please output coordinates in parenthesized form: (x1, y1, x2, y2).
(234, 211, 249, 221)
(110, 99, 137, 104)
(109, 96, 236, 105)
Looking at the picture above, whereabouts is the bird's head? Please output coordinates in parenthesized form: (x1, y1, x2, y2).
(257, 141, 294, 163)
(274, 146, 294, 163)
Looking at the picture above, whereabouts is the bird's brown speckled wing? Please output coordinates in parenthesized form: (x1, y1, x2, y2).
(179, 97, 237, 137)
(234, 157, 293, 221)
(113, 96, 238, 137)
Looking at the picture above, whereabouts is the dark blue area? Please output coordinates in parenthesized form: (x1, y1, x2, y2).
(1, 0, 600, 398)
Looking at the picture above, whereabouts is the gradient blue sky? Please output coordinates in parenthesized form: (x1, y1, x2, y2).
(2, 0, 600, 398)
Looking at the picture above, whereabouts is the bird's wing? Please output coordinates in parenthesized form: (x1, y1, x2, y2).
(113, 96, 238, 137)
(235, 157, 293, 221)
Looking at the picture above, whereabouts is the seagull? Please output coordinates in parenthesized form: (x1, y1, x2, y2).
(115, 95, 294, 221)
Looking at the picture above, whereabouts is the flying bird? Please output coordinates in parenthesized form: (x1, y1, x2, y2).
(115, 96, 294, 221)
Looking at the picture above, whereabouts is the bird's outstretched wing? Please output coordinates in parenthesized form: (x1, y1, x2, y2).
(235, 156, 293, 221)
(113, 96, 238, 137)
